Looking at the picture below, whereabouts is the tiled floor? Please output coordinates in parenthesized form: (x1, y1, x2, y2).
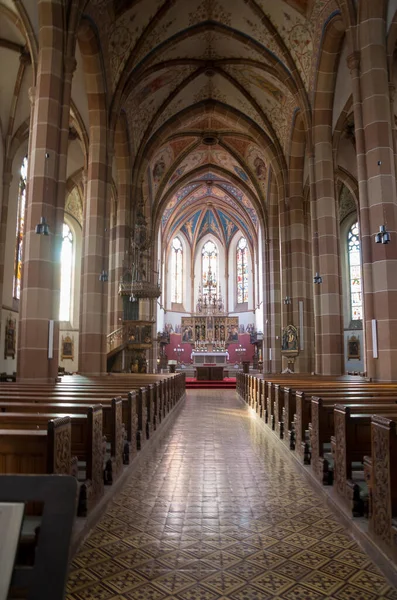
(67, 389, 397, 600)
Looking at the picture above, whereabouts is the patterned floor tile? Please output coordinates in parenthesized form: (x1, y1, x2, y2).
(201, 571, 245, 594)
(300, 569, 345, 594)
(152, 572, 197, 594)
(334, 583, 378, 599)
(348, 571, 392, 595)
(123, 584, 168, 599)
(175, 584, 220, 600)
(280, 583, 328, 599)
(68, 390, 397, 600)
(229, 584, 273, 599)
(250, 571, 295, 594)
(102, 570, 147, 594)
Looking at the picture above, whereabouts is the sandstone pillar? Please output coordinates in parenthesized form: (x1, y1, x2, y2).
(18, 1, 75, 381)
(355, 3, 397, 380)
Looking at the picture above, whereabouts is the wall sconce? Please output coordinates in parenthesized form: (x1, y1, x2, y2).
(375, 225, 391, 244)
(99, 270, 108, 282)
(35, 216, 50, 235)
(129, 293, 136, 302)
(283, 296, 292, 305)
(313, 272, 323, 284)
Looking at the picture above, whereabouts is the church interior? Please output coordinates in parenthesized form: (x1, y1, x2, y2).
(3, 0, 397, 598)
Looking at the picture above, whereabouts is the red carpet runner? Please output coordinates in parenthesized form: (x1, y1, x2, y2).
(185, 377, 236, 389)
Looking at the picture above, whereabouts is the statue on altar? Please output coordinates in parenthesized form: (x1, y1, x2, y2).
(282, 324, 299, 352)
(182, 325, 193, 342)
(227, 324, 239, 342)
(281, 324, 299, 373)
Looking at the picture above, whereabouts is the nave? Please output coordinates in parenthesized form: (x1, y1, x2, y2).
(68, 390, 397, 600)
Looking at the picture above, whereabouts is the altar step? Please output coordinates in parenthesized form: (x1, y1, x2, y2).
(186, 377, 236, 389)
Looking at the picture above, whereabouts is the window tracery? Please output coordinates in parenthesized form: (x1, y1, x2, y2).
(237, 237, 248, 304)
(348, 221, 363, 321)
(202, 240, 217, 300)
(171, 237, 183, 304)
(59, 223, 73, 321)
(13, 156, 28, 299)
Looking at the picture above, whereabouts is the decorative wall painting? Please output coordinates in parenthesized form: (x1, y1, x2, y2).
(4, 315, 16, 360)
(61, 335, 74, 360)
(347, 335, 360, 360)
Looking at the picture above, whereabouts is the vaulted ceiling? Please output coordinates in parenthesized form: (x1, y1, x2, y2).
(0, 0, 341, 244)
(87, 0, 339, 235)
(161, 173, 258, 252)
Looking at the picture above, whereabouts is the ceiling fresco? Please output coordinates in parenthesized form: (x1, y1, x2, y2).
(88, 0, 341, 244)
(161, 173, 258, 252)
(169, 203, 253, 249)
(1, 0, 342, 259)
(125, 65, 198, 151)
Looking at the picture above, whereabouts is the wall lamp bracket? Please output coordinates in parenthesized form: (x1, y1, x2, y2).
(375, 225, 391, 244)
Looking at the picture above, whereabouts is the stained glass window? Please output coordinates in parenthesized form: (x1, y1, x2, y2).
(237, 237, 249, 303)
(59, 223, 73, 321)
(171, 237, 183, 303)
(13, 156, 28, 299)
(348, 222, 363, 320)
(202, 240, 217, 299)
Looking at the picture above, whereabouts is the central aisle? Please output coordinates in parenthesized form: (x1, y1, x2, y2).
(68, 390, 397, 600)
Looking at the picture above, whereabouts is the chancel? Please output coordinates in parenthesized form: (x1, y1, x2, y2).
(2, 1, 397, 598)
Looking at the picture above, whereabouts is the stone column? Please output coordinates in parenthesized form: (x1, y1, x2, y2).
(18, 5, 74, 381)
(289, 192, 313, 373)
(312, 124, 344, 375)
(0, 172, 13, 306)
(356, 3, 397, 380)
(111, 120, 131, 331)
(266, 173, 282, 372)
(278, 185, 291, 372)
(79, 142, 111, 375)
(348, 51, 375, 379)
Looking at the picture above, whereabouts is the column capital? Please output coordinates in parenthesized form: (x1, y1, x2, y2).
(81, 168, 88, 188)
(28, 85, 36, 106)
(2, 172, 13, 186)
(347, 51, 360, 73)
(107, 147, 115, 163)
(19, 51, 31, 66)
(64, 56, 77, 76)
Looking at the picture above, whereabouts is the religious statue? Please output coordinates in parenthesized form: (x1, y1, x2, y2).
(282, 325, 298, 351)
(281, 324, 299, 373)
(182, 325, 193, 342)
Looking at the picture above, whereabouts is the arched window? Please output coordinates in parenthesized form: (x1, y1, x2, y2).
(171, 237, 183, 303)
(202, 240, 217, 299)
(237, 237, 249, 304)
(13, 156, 28, 299)
(59, 223, 73, 321)
(348, 221, 363, 320)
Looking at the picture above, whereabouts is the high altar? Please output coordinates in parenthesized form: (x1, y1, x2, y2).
(180, 316, 239, 344)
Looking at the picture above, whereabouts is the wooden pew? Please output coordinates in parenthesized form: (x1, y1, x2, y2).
(309, 398, 397, 484)
(0, 417, 71, 476)
(367, 415, 397, 559)
(0, 388, 139, 456)
(0, 391, 127, 461)
(292, 386, 397, 461)
(1, 373, 180, 437)
(0, 407, 104, 515)
(332, 405, 397, 517)
(0, 373, 185, 520)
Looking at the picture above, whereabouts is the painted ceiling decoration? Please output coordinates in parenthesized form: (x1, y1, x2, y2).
(168, 202, 253, 250)
(162, 176, 258, 235)
(65, 188, 83, 227)
(0, 0, 341, 264)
